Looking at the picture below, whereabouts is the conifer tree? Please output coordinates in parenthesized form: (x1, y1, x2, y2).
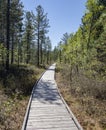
(24, 11, 35, 64)
(35, 5, 50, 67)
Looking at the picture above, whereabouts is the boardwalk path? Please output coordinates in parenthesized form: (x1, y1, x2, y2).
(22, 64, 83, 130)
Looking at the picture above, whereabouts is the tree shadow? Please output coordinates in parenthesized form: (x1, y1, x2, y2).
(47, 68, 55, 71)
(32, 79, 62, 105)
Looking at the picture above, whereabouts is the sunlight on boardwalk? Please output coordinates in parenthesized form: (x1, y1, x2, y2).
(22, 64, 83, 130)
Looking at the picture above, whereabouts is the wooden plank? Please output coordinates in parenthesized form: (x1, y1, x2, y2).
(27, 118, 73, 122)
(27, 121, 76, 126)
(26, 128, 78, 130)
(27, 124, 77, 129)
(28, 115, 71, 119)
(27, 126, 78, 130)
(22, 64, 82, 130)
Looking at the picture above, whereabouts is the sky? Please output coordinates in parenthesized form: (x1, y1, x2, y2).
(22, 0, 87, 48)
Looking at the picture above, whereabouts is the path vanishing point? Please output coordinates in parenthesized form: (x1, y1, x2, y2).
(22, 64, 83, 130)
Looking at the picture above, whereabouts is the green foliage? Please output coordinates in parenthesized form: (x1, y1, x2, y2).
(0, 1, 52, 69)
(54, 0, 106, 80)
(54, 4, 106, 129)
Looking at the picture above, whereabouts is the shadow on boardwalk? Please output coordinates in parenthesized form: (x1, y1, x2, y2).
(22, 64, 83, 130)
(32, 79, 62, 105)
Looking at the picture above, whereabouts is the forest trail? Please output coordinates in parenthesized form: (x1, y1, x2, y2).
(22, 64, 83, 130)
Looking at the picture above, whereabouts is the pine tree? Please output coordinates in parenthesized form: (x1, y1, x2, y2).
(24, 11, 35, 64)
(10, 0, 24, 65)
(35, 5, 50, 67)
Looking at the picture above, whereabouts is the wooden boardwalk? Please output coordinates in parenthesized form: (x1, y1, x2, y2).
(22, 64, 83, 130)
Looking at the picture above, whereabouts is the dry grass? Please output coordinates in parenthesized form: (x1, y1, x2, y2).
(56, 65, 106, 130)
(0, 91, 28, 130)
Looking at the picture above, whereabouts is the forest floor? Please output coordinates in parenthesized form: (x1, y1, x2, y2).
(56, 67, 106, 130)
(0, 64, 106, 130)
(0, 64, 45, 130)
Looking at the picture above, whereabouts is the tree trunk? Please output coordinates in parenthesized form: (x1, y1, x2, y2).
(70, 65, 73, 84)
(40, 41, 43, 64)
(47, 51, 49, 64)
(18, 41, 20, 67)
(6, 0, 10, 71)
(11, 32, 14, 64)
(37, 28, 40, 67)
(26, 33, 30, 64)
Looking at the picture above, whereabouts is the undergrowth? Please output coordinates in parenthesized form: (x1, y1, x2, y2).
(0, 64, 44, 130)
(56, 64, 106, 130)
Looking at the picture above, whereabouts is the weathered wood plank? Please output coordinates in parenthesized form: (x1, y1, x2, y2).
(26, 127, 78, 130)
(22, 64, 83, 130)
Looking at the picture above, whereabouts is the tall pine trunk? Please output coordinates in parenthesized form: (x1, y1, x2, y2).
(6, 0, 10, 71)
(37, 27, 40, 67)
(18, 40, 20, 67)
(26, 38, 29, 64)
(40, 41, 43, 64)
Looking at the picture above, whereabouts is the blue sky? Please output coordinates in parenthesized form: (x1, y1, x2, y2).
(22, 0, 87, 48)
